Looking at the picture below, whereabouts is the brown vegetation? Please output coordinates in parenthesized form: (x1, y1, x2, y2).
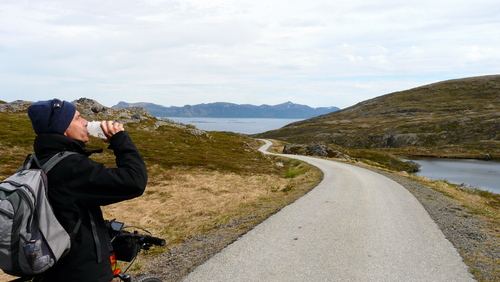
(255, 75, 500, 159)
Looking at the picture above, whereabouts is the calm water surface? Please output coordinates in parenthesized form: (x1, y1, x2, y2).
(165, 117, 303, 134)
(411, 158, 500, 194)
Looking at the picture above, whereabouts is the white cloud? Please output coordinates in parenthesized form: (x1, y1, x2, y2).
(0, 0, 499, 108)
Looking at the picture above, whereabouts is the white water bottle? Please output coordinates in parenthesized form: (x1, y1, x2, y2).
(87, 121, 106, 138)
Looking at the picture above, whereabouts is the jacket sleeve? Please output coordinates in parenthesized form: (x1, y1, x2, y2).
(68, 131, 148, 205)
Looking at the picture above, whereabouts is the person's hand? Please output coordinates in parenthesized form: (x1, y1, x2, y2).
(101, 121, 124, 142)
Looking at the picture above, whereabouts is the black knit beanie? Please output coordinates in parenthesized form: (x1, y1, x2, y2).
(28, 99, 76, 135)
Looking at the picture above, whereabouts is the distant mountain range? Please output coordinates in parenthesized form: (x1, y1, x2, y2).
(113, 101, 340, 118)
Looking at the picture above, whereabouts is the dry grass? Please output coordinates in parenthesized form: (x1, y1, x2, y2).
(99, 158, 322, 275)
(102, 165, 318, 244)
(401, 173, 500, 233)
(0, 272, 14, 281)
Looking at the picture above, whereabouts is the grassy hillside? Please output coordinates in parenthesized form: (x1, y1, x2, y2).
(255, 75, 500, 159)
(0, 100, 280, 176)
(0, 99, 322, 279)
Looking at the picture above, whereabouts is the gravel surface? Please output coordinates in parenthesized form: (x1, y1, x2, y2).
(143, 166, 499, 282)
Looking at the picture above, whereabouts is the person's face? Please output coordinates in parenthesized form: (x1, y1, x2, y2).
(64, 110, 89, 142)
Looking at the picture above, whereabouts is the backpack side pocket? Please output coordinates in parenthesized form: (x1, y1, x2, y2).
(0, 198, 15, 271)
(19, 229, 54, 274)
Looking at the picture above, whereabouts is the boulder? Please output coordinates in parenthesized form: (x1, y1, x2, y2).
(72, 98, 155, 124)
(283, 144, 351, 160)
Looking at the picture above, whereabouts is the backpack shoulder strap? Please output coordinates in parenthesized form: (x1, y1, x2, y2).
(37, 151, 78, 173)
(36, 151, 83, 240)
(17, 154, 35, 172)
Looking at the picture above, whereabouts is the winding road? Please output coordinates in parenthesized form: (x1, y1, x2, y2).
(183, 139, 474, 281)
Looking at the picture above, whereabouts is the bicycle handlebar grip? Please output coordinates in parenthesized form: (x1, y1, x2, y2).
(143, 235, 166, 246)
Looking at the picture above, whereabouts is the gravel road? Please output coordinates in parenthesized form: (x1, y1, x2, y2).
(181, 140, 475, 281)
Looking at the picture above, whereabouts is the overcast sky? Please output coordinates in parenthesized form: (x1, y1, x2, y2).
(1, 0, 498, 109)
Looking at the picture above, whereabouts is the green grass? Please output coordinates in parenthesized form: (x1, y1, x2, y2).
(0, 112, 34, 177)
(346, 149, 420, 172)
(284, 169, 306, 178)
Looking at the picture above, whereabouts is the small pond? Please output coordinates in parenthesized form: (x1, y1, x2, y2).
(409, 158, 500, 194)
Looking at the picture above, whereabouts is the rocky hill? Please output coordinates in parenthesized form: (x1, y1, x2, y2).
(114, 101, 339, 119)
(0, 98, 155, 124)
(255, 75, 500, 158)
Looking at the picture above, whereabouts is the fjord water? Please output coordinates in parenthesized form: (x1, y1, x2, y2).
(412, 158, 500, 194)
(165, 117, 303, 134)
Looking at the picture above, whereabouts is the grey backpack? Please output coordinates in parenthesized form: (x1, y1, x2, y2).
(0, 152, 80, 277)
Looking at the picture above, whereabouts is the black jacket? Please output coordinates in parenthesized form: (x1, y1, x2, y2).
(32, 132, 147, 282)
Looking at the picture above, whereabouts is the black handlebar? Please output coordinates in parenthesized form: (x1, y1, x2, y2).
(142, 234, 166, 246)
(115, 231, 166, 247)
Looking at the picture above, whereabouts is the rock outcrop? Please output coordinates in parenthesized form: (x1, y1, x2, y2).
(0, 100, 32, 112)
(0, 98, 155, 125)
(73, 98, 155, 124)
(283, 144, 351, 160)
